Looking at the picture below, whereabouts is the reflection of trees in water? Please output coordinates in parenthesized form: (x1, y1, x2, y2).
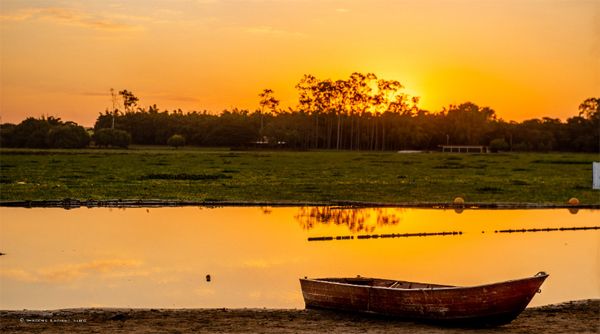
(295, 207, 402, 233)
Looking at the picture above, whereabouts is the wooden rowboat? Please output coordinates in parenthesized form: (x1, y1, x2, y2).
(300, 272, 548, 326)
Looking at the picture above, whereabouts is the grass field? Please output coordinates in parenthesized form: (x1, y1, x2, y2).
(0, 147, 598, 204)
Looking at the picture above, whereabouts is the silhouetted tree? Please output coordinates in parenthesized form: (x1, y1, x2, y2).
(47, 123, 90, 148)
(489, 138, 509, 152)
(576, 97, 600, 152)
(578, 97, 600, 120)
(167, 134, 186, 149)
(258, 89, 280, 139)
(0, 123, 16, 147)
(93, 128, 131, 148)
(119, 89, 139, 113)
(442, 102, 496, 145)
(295, 74, 320, 148)
(9, 117, 52, 148)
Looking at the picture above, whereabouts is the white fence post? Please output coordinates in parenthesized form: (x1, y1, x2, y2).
(593, 162, 600, 190)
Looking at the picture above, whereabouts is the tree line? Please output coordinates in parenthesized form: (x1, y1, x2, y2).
(1, 73, 598, 152)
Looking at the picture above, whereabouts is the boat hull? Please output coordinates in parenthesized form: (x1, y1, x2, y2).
(300, 273, 548, 326)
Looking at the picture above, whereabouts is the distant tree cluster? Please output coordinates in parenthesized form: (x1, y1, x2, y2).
(0, 117, 90, 149)
(92, 73, 598, 152)
(1, 74, 598, 152)
(94, 105, 258, 147)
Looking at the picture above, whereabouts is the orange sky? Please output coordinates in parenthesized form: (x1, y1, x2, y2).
(1, 0, 598, 126)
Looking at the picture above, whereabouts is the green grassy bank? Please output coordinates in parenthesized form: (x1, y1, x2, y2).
(0, 147, 598, 204)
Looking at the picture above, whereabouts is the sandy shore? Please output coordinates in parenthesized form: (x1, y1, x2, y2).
(1, 300, 598, 333)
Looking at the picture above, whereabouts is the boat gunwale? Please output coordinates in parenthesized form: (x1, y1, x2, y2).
(300, 273, 549, 292)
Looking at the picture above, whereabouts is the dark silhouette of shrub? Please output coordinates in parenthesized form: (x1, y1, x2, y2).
(167, 134, 186, 148)
(93, 128, 132, 148)
(47, 124, 90, 148)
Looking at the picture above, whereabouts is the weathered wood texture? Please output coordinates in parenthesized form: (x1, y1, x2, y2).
(300, 273, 548, 326)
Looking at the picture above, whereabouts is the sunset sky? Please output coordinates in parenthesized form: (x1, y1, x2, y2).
(1, 0, 598, 126)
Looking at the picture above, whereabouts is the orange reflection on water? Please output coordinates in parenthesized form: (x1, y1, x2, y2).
(0, 207, 598, 310)
(296, 207, 403, 233)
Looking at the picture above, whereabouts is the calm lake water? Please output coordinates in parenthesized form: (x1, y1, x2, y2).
(0, 207, 598, 310)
